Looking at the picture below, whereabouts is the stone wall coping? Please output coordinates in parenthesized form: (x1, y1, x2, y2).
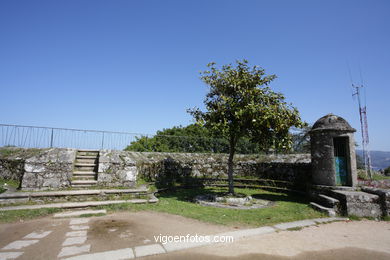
(361, 186, 390, 197)
(332, 190, 380, 199)
(0, 188, 148, 199)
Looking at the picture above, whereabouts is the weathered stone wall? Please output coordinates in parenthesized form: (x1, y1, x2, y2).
(1, 148, 311, 190)
(362, 187, 390, 217)
(21, 149, 76, 190)
(310, 131, 357, 186)
(98, 150, 137, 187)
(100, 151, 311, 189)
(0, 159, 24, 183)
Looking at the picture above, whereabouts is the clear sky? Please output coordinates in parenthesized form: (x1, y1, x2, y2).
(0, 0, 389, 151)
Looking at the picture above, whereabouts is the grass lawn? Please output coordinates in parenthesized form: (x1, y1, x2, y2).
(99, 187, 326, 227)
(0, 178, 20, 194)
(0, 208, 62, 223)
(0, 187, 325, 226)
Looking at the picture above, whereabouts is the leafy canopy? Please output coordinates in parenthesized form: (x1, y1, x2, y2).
(188, 60, 305, 152)
(124, 124, 261, 154)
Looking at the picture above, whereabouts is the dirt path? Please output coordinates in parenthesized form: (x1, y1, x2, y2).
(0, 212, 389, 259)
(145, 220, 390, 260)
(0, 211, 234, 259)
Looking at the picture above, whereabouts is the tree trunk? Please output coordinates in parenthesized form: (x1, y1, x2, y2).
(227, 137, 236, 195)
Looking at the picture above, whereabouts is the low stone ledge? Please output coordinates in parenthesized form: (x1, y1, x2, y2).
(0, 188, 149, 199)
(0, 197, 158, 211)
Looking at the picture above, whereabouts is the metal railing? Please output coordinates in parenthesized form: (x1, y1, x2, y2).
(0, 124, 146, 150)
(0, 123, 309, 153)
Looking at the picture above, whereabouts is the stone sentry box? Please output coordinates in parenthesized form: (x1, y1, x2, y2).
(309, 114, 358, 187)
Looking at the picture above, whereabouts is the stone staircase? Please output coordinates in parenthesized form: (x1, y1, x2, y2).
(309, 185, 383, 218)
(71, 150, 99, 188)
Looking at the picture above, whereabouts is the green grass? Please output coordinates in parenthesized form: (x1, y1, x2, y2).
(0, 208, 62, 223)
(358, 170, 390, 181)
(78, 213, 106, 218)
(371, 174, 390, 181)
(0, 178, 20, 194)
(99, 187, 326, 227)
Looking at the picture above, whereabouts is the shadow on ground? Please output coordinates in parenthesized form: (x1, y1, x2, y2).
(156, 186, 311, 205)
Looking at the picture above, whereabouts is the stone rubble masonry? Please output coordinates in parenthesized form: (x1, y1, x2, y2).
(2, 148, 311, 191)
(21, 148, 76, 190)
(361, 186, 390, 217)
(97, 150, 138, 187)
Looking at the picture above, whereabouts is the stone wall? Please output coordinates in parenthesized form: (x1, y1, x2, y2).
(1, 148, 311, 190)
(100, 151, 311, 189)
(0, 159, 24, 184)
(97, 150, 137, 187)
(362, 187, 390, 217)
(21, 149, 76, 190)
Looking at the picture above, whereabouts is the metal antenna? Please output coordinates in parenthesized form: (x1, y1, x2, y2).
(352, 81, 372, 179)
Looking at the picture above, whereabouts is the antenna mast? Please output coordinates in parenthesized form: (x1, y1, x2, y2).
(352, 84, 372, 178)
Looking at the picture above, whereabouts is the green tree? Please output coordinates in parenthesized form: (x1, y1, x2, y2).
(125, 124, 261, 154)
(291, 125, 311, 153)
(188, 60, 305, 194)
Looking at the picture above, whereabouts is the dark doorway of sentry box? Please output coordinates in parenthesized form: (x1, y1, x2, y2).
(333, 137, 349, 186)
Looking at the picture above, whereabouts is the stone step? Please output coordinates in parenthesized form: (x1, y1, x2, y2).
(74, 167, 96, 173)
(74, 163, 97, 167)
(77, 151, 99, 156)
(76, 155, 98, 159)
(76, 158, 97, 163)
(73, 176, 96, 181)
(53, 209, 107, 218)
(317, 194, 340, 209)
(71, 180, 98, 186)
(330, 190, 382, 218)
(310, 202, 336, 217)
(0, 188, 149, 199)
(73, 171, 96, 176)
(0, 197, 158, 211)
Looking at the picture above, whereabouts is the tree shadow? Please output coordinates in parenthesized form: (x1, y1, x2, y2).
(156, 185, 310, 206)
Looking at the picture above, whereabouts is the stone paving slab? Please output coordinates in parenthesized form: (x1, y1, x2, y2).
(311, 217, 349, 223)
(23, 231, 52, 239)
(163, 239, 212, 252)
(63, 248, 134, 260)
(273, 219, 317, 230)
(58, 245, 91, 258)
(219, 226, 276, 240)
(66, 231, 87, 237)
(69, 219, 90, 225)
(134, 244, 166, 258)
(0, 252, 24, 260)
(70, 225, 89, 231)
(2, 240, 39, 250)
(62, 237, 87, 246)
(0, 199, 157, 211)
(54, 210, 107, 218)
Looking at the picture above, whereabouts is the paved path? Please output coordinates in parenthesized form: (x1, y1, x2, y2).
(0, 211, 389, 260)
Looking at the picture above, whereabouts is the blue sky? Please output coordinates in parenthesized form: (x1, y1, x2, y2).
(0, 0, 389, 151)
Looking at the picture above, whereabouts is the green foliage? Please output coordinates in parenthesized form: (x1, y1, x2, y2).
(291, 126, 311, 153)
(188, 60, 305, 153)
(125, 124, 261, 154)
(188, 60, 305, 193)
(384, 166, 390, 175)
(356, 154, 365, 170)
(357, 170, 390, 181)
(0, 178, 20, 194)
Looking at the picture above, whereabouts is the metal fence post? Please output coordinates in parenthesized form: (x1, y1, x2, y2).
(101, 132, 104, 150)
(50, 128, 54, 148)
